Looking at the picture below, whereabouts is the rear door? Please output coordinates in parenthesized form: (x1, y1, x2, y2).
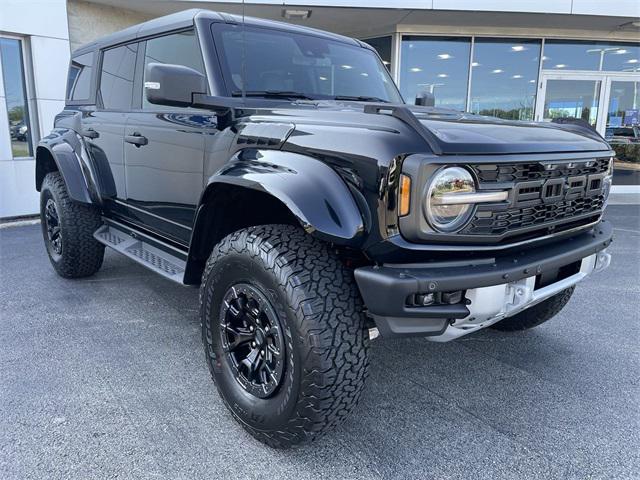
(82, 43, 138, 218)
(124, 30, 214, 244)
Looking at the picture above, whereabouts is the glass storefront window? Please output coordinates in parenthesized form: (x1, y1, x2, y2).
(469, 38, 541, 120)
(364, 36, 392, 72)
(605, 80, 640, 185)
(1, 37, 32, 158)
(400, 36, 471, 110)
(542, 79, 601, 127)
(543, 41, 640, 72)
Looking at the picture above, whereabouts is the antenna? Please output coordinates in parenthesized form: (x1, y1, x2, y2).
(241, 0, 246, 103)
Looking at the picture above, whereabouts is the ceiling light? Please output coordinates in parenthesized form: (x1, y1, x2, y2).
(492, 69, 503, 73)
(555, 64, 566, 68)
(437, 73, 448, 78)
(319, 76, 327, 81)
(437, 54, 452, 59)
(616, 49, 628, 54)
(529, 79, 536, 83)
(341, 65, 353, 69)
(512, 74, 523, 79)
(471, 62, 480, 67)
(628, 59, 639, 64)
(542, 56, 549, 61)
(282, 8, 311, 19)
(360, 73, 369, 77)
(410, 67, 422, 72)
(511, 45, 525, 51)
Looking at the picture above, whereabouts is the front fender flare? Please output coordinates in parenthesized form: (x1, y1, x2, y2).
(200, 150, 365, 244)
(35, 127, 98, 204)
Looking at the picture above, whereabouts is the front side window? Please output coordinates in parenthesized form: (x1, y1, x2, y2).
(400, 36, 471, 111)
(213, 24, 402, 103)
(142, 30, 205, 109)
(1, 37, 32, 157)
(469, 38, 541, 120)
(99, 43, 138, 110)
(67, 51, 94, 102)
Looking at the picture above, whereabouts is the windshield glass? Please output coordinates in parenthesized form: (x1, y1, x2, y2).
(212, 23, 403, 103)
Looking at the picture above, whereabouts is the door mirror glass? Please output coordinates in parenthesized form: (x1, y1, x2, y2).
(144, 63, 207, 108)
(415, 90, 435, 106)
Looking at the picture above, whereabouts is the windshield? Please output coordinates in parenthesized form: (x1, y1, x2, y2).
(212, 23, 403, 103)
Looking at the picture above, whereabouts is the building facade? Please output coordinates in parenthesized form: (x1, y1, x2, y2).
(1, 0, 639, 219)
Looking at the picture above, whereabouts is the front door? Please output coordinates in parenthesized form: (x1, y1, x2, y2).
(124, 30, 214, 245)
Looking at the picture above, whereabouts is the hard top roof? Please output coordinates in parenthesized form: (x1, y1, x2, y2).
(72, 9, 360, 56)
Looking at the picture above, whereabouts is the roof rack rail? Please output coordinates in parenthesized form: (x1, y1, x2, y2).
(363, 104, 443, 155)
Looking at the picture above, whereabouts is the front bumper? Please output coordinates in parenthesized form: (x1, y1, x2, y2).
(354, 220, 613, 340)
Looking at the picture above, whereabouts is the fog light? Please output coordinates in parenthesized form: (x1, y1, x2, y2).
(416, 293, 435, 306)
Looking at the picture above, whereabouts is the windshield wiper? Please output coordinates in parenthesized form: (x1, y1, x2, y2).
(331, 95, 390, 103)
(231, 90, 316, 100)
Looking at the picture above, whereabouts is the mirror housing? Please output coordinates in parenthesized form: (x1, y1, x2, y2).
(415, 91, 435, 107)
(145, 63, 207, 108)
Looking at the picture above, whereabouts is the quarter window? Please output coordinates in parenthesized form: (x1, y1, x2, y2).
(99, 43, 138, 110)
(67, 52, 94, 102)
(142, 30, 205, 109)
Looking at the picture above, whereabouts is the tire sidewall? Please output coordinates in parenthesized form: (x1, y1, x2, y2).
(40, 179, 64, 266)
(202, 250, 303, 431)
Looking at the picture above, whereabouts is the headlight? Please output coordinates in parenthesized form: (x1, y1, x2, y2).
(425, 166, 476, 232)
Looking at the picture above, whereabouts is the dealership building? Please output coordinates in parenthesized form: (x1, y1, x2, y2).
(1, 0, 639, 219)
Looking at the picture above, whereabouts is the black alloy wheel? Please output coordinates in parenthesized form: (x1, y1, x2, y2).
(44, 197, 63, 258)
(219, 283, 286, 398)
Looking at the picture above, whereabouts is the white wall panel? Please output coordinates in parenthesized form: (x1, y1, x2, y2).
(431, 0, 572, 14)
(0, 0, 69, 39)
(572, 0, 640, 16)
(30, 37, 70, 102)
(35, 99, 65, 140)
(0, 160, 39, 218)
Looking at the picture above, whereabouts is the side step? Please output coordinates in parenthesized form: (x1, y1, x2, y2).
(94, 224, 187, 283)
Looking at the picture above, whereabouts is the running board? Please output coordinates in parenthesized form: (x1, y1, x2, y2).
(94, 224, 186, 283)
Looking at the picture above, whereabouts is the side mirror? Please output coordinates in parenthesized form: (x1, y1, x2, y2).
(144, 63, 207, 108)
(415, 91, 435, 107)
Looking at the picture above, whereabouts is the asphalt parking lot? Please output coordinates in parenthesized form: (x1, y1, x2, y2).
(1, 205, 638, 480)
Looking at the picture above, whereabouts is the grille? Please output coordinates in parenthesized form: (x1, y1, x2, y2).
(471, 157, 610, 184)
(462, 195, 605, 236)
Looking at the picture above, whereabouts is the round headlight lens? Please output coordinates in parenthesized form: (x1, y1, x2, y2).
(425, 166, 476, 232)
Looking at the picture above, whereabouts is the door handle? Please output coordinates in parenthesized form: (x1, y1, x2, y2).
(81, 128, 99, 139)
(124, 132, 148, 147)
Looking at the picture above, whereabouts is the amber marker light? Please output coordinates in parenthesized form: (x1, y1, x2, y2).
(399, 174, 411, 216)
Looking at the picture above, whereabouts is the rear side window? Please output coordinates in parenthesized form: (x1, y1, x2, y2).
(99, 43, 138, 110)
(142, 30, 205, 109)
(67, 52, 93, 102)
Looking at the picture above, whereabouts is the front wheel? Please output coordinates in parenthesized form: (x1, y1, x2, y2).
(200, 225, 369, 448)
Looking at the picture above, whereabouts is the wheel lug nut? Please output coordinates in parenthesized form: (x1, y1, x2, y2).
(265, 326, 270, 332)
(251, 342, 256, 348)
(260, 350, 265, 356)
(249, 326, 254, 332)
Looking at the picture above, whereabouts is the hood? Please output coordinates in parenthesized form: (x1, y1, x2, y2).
(408, 107, 610, 155)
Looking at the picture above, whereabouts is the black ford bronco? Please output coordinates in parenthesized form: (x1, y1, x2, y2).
(36, 10, 613, 448)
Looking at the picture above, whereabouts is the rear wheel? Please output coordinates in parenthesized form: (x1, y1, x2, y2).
(200, 224, 369, 448)
(490, 287, 575, 331)
(40, 172, 104, 278)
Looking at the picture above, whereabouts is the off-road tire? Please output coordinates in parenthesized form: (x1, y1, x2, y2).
(40, 172, 104, 278)
(200, 224, 369, 448)
(490, 286, 575, 331)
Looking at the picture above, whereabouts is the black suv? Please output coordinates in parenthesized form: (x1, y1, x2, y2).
(36, 10, 613, 448)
